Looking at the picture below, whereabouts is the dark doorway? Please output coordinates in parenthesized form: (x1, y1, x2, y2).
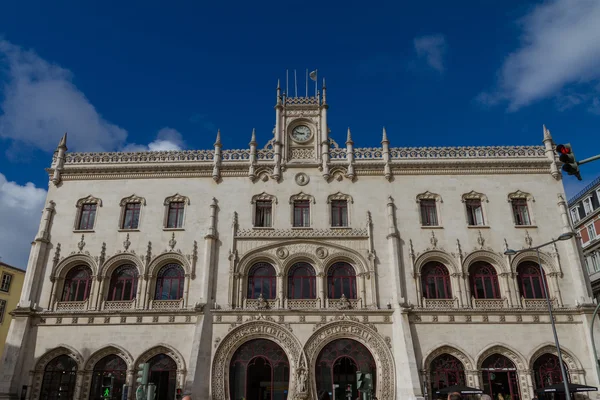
(39, 355, 78, 400)
(147, 354, 177, 400)
(481, 354, 520, 400)
(333, 357, 358, 399)
(246, 357, 273, 400)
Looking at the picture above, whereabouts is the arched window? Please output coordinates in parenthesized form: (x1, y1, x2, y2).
(62, 266, 92, 302)
(481, 354, 520, 400)
(327, 262, 357, 299)
(421, 262, 452, 299)
(429, 354, 465, 395)
(288, 262, 316, 299)
(229, 339, 289, 400)
(533, 353, 569, 400)
(247, 263, 277, 299)
(155, 264, 185, 300)
(147, 354, 178, 400)
(469, 262, 500, 299)
(316, 339, 376, 398)
(90, 355, 127, 400)
(517, 262, 547, 299)
(108, 265, 138, 301)
(39, 354, 77, 400)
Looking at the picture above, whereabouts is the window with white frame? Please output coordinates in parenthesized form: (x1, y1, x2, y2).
(327, 192, 353, 228)
(0, 273, 12, 292)
(163, 193, 189, 229)
(571, 207, 580, 223)
(583, 197, 594, 215)
(74, 195, 102, 231)
(462, 191, 487, 226)
(417, 191, 442, 227)
(290, 192, 314, 228)
(587, 223, 597, 241)
(119, 195, 146, 230)
(590, 252, 600, 273)
(252, 192, 277, 228)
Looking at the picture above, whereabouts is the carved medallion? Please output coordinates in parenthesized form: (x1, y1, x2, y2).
(315, 247, 328, 259)
(276, 247, 289, 259)
(295, 172, 310, 186)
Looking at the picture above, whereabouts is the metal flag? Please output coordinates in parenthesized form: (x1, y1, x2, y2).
(309, 70, 317, 81)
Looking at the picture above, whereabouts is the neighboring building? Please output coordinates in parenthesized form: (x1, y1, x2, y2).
(568, 175, 600, 301)
(0, 80, 598, 400)
(0, 262, 25, 363)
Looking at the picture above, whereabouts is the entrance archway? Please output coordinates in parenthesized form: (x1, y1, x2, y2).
(39, 355, 78, 400)
(315, 339, 376, 399)
(229, 339, 290, 400)
(147, 354, 177, 400)
(533, 354, 569, 400)
(480, 354, 521, 400)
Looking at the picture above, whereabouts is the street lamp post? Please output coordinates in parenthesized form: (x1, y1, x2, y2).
(505, 231, 575, 400)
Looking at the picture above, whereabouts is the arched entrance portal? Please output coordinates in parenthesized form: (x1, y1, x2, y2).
(429, 354, 466, 397)
(533, 354, 569, 400)
(89, 355, 127, 400)
(148, 354, 177, 400)
(229, 339, 290, 400)
(315, 339, 376, 399)
(39, 355, 78, 400)
(480, 354, 521, 400)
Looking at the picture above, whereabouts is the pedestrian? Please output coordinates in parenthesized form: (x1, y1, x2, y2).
(481, 395, 492, 400)
(448, 392, 462, 400)
(182, 394, 192, 400)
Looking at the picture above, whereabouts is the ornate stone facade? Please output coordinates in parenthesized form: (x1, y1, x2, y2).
(1, 83, 598, 400)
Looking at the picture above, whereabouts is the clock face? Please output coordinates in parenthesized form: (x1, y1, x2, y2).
(292, 125, 311, 142)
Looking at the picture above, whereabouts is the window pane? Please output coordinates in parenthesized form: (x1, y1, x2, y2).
(302, 207, 310, 227)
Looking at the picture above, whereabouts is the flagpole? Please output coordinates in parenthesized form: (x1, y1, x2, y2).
(315, 69, 318, 97)
(286, 69, 289, 97)
(305, 69, 308, 97)
(294, 70, 297, 97)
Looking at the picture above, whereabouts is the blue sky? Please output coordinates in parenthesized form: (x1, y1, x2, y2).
(1, 0, 600, 267)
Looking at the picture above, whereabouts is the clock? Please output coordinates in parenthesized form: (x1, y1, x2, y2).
(291, 125, 312, 142)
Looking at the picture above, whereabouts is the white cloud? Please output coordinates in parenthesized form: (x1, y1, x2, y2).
(479, 0, 600, 111)
(0, 39, 128, 152)
(0, 173, 47, 269)
(413, 34, 447, 73)
(122, 127, 185, 152)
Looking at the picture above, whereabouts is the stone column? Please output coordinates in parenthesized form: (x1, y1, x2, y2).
(136, 274, 144, 309)
(499, 272, 513, 307)
(87, 276, 97, 311)
(317, 273, 325, 308)
(549, 272, 564, 307)
(277, 274, 284, 308)
(237, 275, 244, 308)
(415, 274, 423, 307)
(145, 275, 153, 309)
(451, 273, 464, 307)
(50, 277, 64, 311)
(47, 277, 56, 310)
(126, 370, 134, 400)
(359, 273, 367, 308)
(184, 274, 191, 308)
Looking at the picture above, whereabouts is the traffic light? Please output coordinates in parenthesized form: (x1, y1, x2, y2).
(176, 388, 183, 400)
(556, 144, 582, 180)
(101, 375, 113, 398)
(136, 363, 150, 387)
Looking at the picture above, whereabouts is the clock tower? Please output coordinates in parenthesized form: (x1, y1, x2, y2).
(272, 77, 330, 179)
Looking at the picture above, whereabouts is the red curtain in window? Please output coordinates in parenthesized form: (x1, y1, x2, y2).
(247, 263, 277, 299)
(155, 264, 185, 300)
(62, 266, 92, 302)
(288, 262, 316, 299)
(327, 262, 357, 299)
(108, 265, 139, 301)
(421, 262, 452, 299)
(517, 262, 548, 299)
(469, 262, 500, 299)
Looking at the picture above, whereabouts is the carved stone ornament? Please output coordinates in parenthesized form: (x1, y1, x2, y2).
(507, 189, 534, 202)
(163, 193, 190, 206)
(337, 294, 352, 310)
(276, 247, 289, 259)
(255, 293, 268, 310)
(503, 238, 509, 252)
(123, 234, 131, 251)
(430, 231, 438, 249)
(169, 233, 177, 251)
(76, 195, 102, 208)
(119, 194, 146, 206)
(289, 192, 315, 204)
(327, 192, 354, 204)
(295, 172, 310, 186)
(461, 190, 488, 203)
(525, 230, 533, 248)
(477, 230, 485, 249)
(251, 192, 278, 204)
(77, 234, 86, 251)
(315, 247, 328, 259)
(416, 191, 442, 203)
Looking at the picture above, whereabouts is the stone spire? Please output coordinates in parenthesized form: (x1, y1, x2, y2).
(212, 130, 222, 182)
(346, 127, 353, 145)
(542, 124, 560, 180)
(248, 129, 257, 181)
(381, 127, 392, 181)
(346, 128, 355, 180)
(51, 133, 68, 186)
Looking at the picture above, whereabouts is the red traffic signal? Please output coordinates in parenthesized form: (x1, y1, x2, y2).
(556, 144, 571, 155)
